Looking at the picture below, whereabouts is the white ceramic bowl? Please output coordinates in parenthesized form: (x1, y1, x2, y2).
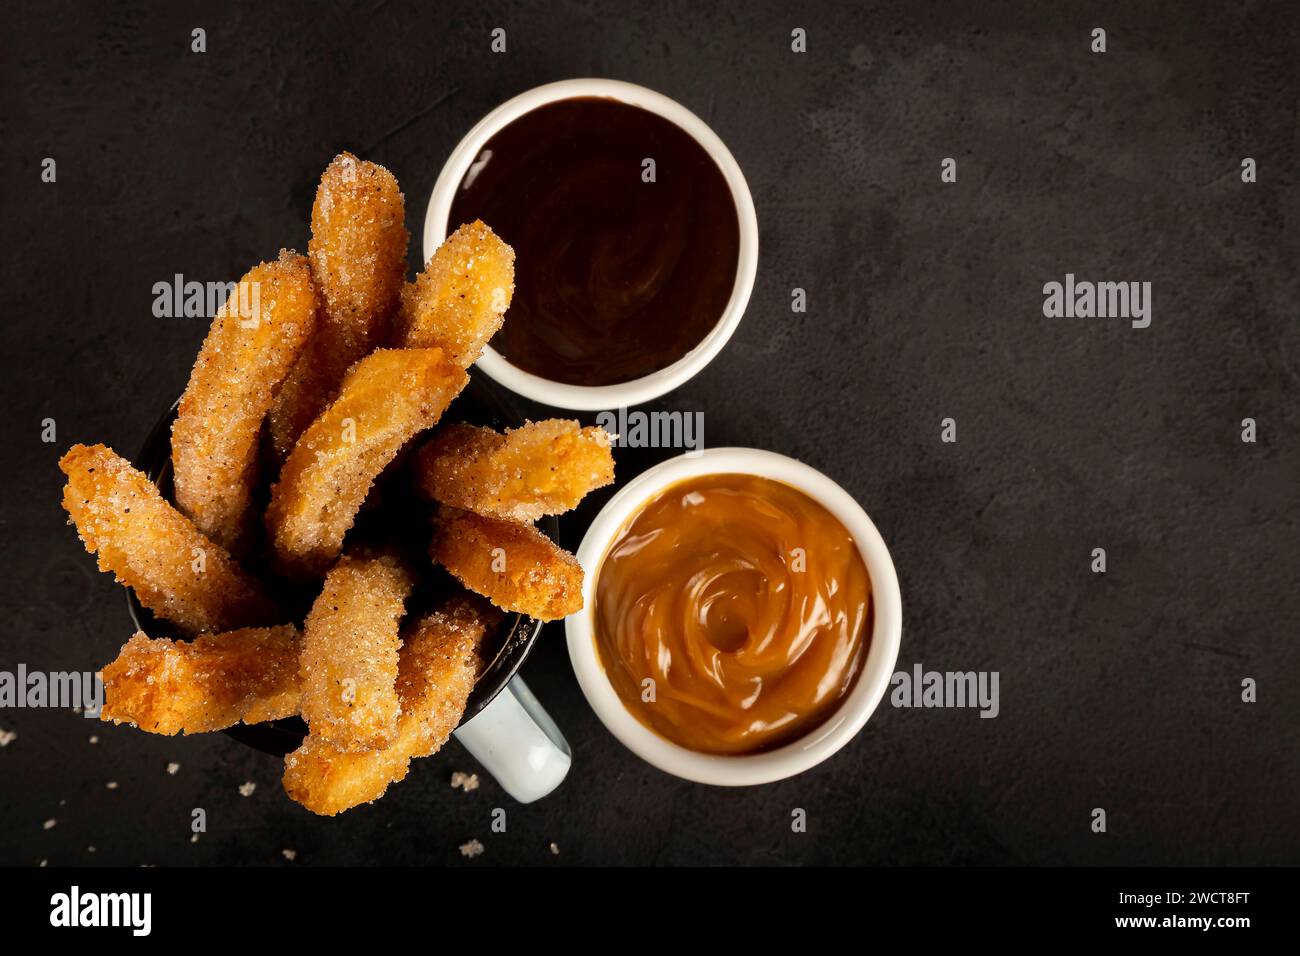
(423, 78, 759, 411)
(565, 448, 903, 786)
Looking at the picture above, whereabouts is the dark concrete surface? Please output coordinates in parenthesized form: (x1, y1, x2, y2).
(1, 0, 1296, 866)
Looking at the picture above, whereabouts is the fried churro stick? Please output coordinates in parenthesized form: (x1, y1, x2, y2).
(284, 598, 487, 815)
(268, 154, 408, 458)
(417, 420, 614, 521)
(266, 348, 468, 575)
(171, 251, 318, 551)
(60, 444, 275, 634)
(298, 552, 412, 751)
(432, 508, 583, 621)
(397, 220, 514, 366)
(100, 626, 300, 734)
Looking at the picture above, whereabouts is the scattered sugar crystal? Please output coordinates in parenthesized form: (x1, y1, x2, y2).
(459, 839, 484, 859)
(190, 834, 199, 843)
(0, 728, 16, 747)
(39, 859, 47, 867)
(105, 781, 118, 790)
(166, 762, 180, 775)
(549, 842, 560, 856)
(42, 819, 56, 830)
(282, 849, 297, 861)
(88, 735, 98, 744)
(450, 771, 479, 792)
(238, 781, 256, 797)
(87, 846, 96, 853)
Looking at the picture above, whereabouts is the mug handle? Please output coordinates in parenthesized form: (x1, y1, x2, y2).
(452, 675, 571, 802)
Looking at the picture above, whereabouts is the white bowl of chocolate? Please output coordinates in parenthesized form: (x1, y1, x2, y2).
(423, 78, 759, 411)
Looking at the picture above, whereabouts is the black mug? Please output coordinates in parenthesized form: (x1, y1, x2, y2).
(126, 372, 571, 802)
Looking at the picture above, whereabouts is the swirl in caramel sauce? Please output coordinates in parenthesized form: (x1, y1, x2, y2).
(593, 473, 871, 755)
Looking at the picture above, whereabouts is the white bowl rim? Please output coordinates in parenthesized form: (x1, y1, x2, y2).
(423, 78, 760, 411)
(564, 447, 903, 786)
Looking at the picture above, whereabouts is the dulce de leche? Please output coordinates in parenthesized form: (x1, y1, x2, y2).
(593, 473, 871, 755)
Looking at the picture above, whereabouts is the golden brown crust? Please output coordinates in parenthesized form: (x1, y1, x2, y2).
(265, 348, 468, 575)
(432, 508, 583, 621)
(397, 220, 514, 367)
(298, 552, 412, 752)
(171, 251, 319, 550)
(416, 419, 614, 521)
(100, 626, 301, 734)
(283, 597, 487, 815)
(59, 444, 276, 634)
(268, 154, 408, 458)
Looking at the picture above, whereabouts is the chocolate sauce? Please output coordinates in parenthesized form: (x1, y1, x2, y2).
(448, 97, 740, 387)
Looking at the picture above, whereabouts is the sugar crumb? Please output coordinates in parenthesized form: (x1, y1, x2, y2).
(459, 839, 484, 859)
(450, 771, 479, 792)
(238, 781, 256, 797)
(282, 849, 297, 861)
(0, 728, 16, 747)
(105, 781, 118, 790)
(42, 818, 56, 830)
(549, 842, 560, 856)
(166, 762, 180, 775)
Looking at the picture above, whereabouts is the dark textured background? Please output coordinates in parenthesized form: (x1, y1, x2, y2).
(1, 0, 1297, 867)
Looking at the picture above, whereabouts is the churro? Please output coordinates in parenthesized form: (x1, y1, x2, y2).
(432, 507, 583, 620)
(268, 154, 408, 458)
(266, 348, 467, 575)
(298, 552, 412, 752)
(171, 251, 318, 550)
(60, 444, 275, 633)
(100, 626, 300, 735)
(417, 419, 614, 521)
(397, 220, 514, 366)
(283, 598, 487, 815)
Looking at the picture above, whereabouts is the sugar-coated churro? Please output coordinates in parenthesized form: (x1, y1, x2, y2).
(60, 444, 276, 634)
(171, 250, 319, 550)
(298, 552, 412, 752)
(100, 626, 300, 734)
(432, 507, 583, 621)
(269, 154, 408, 458)
(397, 220, 514, 367)
(417, 419, 614, 521)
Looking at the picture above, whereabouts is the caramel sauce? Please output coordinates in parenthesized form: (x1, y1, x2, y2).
(447, 97, 741, 386)
(593, 474, 871, 755)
